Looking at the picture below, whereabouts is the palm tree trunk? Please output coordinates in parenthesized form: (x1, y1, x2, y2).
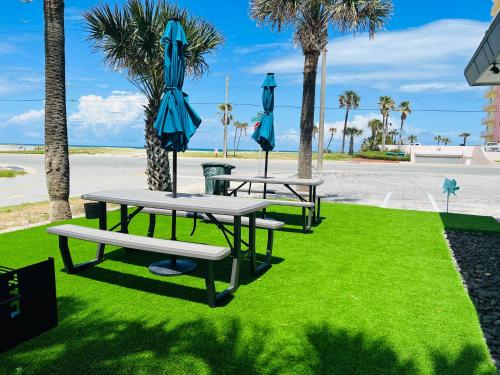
(144, 102, 172, 191)
(399, 119, 404, 146)
(44, 0, 71, 221)
(341, 108, 349, 153)
(237, 129, 243, 150)
(463, 136, 467, 146)
(349, 135, 354, 155)
(298, 51, 320, 179)
(326, 133, 333, 152)
(381, 115, 387, 151)
(233, 127, 237, 157)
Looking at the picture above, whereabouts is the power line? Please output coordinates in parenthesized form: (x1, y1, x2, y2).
(0, 98, 495, 113)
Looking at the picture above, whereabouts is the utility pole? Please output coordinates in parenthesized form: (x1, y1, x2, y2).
(317, 47, 327, 173)
(223, 75, 229, 159)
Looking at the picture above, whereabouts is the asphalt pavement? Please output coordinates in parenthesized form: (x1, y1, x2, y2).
(1, 154, 499, 217)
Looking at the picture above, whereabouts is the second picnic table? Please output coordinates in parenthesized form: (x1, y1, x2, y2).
(208, 174, 324, 231)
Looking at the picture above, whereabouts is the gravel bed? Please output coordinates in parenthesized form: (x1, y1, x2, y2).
(445, 230, 500, 369)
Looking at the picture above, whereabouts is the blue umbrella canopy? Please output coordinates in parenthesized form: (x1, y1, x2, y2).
(154, 19, 201, 152)
(252, 73, 276, 152)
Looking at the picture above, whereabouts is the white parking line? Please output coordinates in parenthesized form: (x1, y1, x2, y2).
(427, 193, 439, 212)
(381, 192, 392, 208)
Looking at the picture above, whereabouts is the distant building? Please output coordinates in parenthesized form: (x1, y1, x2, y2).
(482, 0, 500, 144)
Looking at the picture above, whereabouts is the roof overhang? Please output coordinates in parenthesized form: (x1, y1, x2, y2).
(465, 13, 500, 86)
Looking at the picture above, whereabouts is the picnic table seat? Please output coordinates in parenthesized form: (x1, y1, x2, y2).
(47, 224, 232, 307)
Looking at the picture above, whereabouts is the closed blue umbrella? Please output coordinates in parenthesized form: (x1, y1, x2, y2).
(154, 18, 201, 197)
(252, 73, 277, 160)
(252, 73, 276, 215)
(150, 18, 201, 276)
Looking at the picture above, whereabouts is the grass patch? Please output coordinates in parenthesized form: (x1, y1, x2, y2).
(0, 204, 496, 374)
(0, 170, 26, 178)
(356, 151, 410, 161)
(0, 199, 119, 232)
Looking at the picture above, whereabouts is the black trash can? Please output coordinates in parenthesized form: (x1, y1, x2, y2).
(201, 162, 235, 195)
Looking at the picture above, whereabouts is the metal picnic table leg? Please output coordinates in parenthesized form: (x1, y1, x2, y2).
(148, 208, 197, 276)
(96, 201, 107, 261)
(229, 215, 242, 292)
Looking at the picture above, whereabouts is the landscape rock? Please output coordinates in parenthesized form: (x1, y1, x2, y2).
(445, 230, 500, 370)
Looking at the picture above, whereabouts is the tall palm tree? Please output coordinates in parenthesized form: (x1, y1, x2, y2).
(339, 90, 360, 153)
(378, 95, 395, 151)
(407, 134, 417, 144)
(434, 135, 442, 145)
(398, 100, 411, 146)
(44, 0, 71, 221)
(442, 137, 450, 146)
(313, 125, 319, 140)
(218, 103, 233, 156)
(459, 132, 471, 146)
(232, 120, 247, 156)
(326, 127, 336, 152)
(236, 122, 248, 151)
(344, 126, 363, 155)
(85, 0, 223, 191)
(251, 0, 393, 178)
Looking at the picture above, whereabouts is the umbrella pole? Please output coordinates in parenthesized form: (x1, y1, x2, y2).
(149, 149, 196, 276)
(173, 151, 177, 198)
(263, 150, 269, 218)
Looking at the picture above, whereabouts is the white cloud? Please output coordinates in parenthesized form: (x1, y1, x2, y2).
(6, 109, 44, 124)
(276, 128, 300, 143)
(398, 81, 472, 93)
(69, 91, 146, 138)
(319, 112, 389, 138)
(250, 19, 488, 93)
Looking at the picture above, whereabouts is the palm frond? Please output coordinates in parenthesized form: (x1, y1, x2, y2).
(84, 0, 223, 102)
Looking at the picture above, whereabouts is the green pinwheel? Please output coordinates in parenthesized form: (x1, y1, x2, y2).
(442, 178, 460, 213)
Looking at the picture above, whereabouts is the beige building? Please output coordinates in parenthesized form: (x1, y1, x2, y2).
(481, 0, 500, 143)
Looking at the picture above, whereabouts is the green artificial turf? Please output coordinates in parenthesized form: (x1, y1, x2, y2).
(0, 204, 497, 375)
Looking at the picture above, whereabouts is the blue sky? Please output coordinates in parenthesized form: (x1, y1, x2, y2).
(0, 0, 495, 151)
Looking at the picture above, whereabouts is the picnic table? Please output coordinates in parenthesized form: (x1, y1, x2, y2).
(208, 174, 324, 231)
(48, 189, 273, 307)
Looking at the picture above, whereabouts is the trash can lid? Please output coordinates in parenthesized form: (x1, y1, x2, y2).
(201, 162, 235, 169)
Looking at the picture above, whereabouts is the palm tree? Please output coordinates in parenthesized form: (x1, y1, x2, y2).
(339, 90, 361, 153)
(218, 103, 233, 156)
(218, 103, 233, 157)
(459, 132, 471, 146)
(407, 134, 417, 144)
(398, 100, 411, 146)
(232, 120, 248, 156)
(388, 129, 398, 145)
(378, 95, 395, 151)
(313, 125, 319, 140)
(442, 137, 450, 146)
(236, 122, 248, 151)
(326, 127, 336, 152)
(366, 118, 383, 150)
(344, 126, 363, 155)
(434, 135, 443, 145)
(44, 0, 71, 221)
(85, 0, 223, 191)
(251, 0, 393, 179)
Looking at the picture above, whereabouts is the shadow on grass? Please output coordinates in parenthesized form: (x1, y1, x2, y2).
(63, 247, 283, 306)
(439, 212, 500, 234)
(1, 297, 495, 374)
(259, 211, 325, 234)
